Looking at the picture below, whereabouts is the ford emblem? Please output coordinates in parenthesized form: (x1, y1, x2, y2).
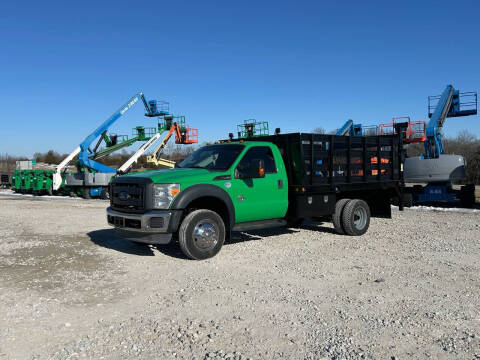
(118, 191, 129, 201)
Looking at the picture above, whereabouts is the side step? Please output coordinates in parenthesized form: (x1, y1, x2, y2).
(232, 218, 286, 232)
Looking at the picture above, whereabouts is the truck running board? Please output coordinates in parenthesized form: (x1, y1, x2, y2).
(232, 219, 287, 232)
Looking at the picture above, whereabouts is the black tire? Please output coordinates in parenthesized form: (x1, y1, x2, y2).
(333, 198, 350, 234)
(403, 193, 413, 208)
(178, 209, 225, 260)
(341, 199, 371, 236)
(82, 188, 91, 199)
(460, 184, 475, 208)
(46, 187, 53, 196)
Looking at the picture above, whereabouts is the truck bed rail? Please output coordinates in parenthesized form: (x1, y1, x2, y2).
(243, 133, 404, 188)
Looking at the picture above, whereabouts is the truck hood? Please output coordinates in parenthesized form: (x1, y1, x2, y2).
(127, 168, 221, 184)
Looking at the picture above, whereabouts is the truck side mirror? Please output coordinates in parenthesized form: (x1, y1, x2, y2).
(248, 159, 265, 178)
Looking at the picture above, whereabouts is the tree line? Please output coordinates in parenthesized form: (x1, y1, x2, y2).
(1, 133, 479, 184)
(0, 145, 197, 177)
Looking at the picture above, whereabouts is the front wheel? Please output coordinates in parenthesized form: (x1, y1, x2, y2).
(178, 209, 225, 260)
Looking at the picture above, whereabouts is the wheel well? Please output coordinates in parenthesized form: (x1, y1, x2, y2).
(184, 196, 231, 230)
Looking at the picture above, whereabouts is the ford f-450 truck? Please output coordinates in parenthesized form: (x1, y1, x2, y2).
(107, 132, 404, 259)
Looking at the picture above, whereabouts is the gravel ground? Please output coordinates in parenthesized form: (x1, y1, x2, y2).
(0, 193, 479, 360)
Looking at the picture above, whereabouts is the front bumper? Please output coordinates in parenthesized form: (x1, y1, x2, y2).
(107, 207, 176, 244)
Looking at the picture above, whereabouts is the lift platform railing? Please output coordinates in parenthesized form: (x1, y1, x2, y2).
(145, 100, 170, 117)
(156, 116, 199, 144)
(379, 117, 426, 144)
(428, 91, 478, 118)
(361, 125, 379, 136)
(237, 119, 269, 138)
(179, 127, 198, 144)
(131, 126, 157, 140)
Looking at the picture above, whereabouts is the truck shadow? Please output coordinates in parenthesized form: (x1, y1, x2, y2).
(228, 227, 300, 244)
(88, 223, 337, 259)
(229, 223, 337, 244)
(87, 229, 157, 256)
(87, 229, 189, 259)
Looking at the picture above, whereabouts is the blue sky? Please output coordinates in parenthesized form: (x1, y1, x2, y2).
(1, 0, 479, 156)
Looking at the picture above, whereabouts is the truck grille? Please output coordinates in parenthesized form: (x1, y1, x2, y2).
(111, 183, 146, 213)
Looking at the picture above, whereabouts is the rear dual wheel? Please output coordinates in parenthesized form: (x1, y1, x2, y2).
(333, 199, 370, 236)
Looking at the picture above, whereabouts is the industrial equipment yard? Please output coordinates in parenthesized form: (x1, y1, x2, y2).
(0, 193, 478, 360)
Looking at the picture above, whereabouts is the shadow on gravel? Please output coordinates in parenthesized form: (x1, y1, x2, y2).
(152, 243, 189, 260)
(229, 226, 300, 244)
(300, 223, 338, 234)
(87, 229, 156, 256)
(88, 223, 335, 259)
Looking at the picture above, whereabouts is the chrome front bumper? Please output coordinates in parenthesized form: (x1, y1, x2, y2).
(106, 207, 173, 244)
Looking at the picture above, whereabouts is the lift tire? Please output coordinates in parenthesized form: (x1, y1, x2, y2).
(46, 187, 53, 196)
(333, 198, 350, 235)
(341, 199, 370, 236)
(178, 209, 225, 260)
(460, 184, 475, 208)
(403, 193, 413, 208)
(82, 188, 91, 199)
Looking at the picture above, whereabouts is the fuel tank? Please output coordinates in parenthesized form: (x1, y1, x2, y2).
(404, 154, 466, 183)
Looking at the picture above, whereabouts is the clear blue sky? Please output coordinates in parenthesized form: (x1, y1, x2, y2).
(1, 0, 479, 157)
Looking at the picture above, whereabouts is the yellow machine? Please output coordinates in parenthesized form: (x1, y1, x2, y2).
(146, 118, 198, 168)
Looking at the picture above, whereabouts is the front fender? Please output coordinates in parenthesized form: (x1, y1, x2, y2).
(171, 184, 235, 228)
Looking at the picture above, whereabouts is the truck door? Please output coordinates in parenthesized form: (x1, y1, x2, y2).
(231, 146, 288, 223)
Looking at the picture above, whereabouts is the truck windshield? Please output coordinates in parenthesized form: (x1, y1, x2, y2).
(178, 144, 245, 171)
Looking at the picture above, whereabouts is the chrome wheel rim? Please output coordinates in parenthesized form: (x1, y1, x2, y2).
(353, 206, 367, 230)
(193, 220, 218, 251)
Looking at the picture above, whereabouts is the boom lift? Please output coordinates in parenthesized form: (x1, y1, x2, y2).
(336, 119, 363, 136)
(145, 116, 198, 168)
(335, 119, 378, 136)
(403, 85, 478, 206)
(90, 126, 158, 161)
(53, 93, 169, 198)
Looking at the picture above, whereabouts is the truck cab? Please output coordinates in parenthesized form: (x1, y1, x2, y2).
(107, 133, 403, 260)
(108, 141, 289, 259)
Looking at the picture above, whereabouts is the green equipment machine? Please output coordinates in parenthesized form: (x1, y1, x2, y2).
(32, 170, 56, 195)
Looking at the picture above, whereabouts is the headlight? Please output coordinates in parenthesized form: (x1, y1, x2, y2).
(153, 184, 181, 209)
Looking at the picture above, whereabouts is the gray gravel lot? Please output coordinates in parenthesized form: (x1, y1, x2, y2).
(0, 193, 479, 359)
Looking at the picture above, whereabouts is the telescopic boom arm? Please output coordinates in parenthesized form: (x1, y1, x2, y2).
(117, 130, 166, 174)
(52, 92, 166, 190)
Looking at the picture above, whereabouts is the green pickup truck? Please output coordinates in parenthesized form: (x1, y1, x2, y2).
(107, 132, 404, 259)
